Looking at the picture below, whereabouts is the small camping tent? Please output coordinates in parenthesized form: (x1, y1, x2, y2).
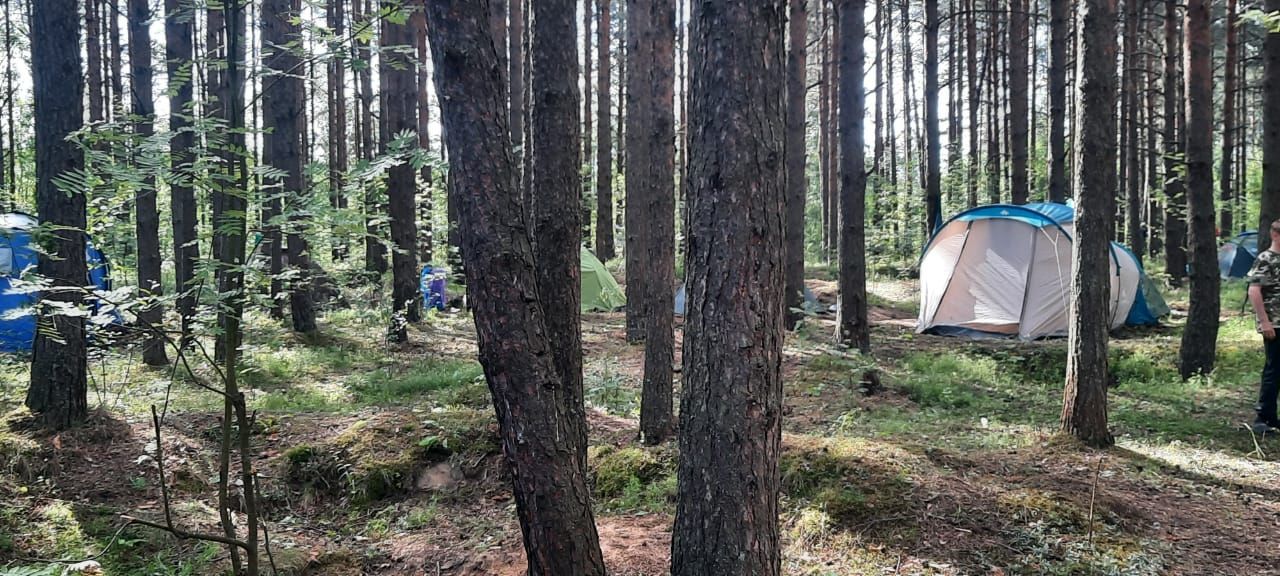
(0, 212, 114, 352)
(1219, 230, 1259, 279)
(581, 247, 626, 312)
(917, 203, 1167, 340)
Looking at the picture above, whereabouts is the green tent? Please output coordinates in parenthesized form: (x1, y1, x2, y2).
(581, 247, 626, 312)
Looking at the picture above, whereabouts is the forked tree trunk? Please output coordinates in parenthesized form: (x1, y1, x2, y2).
(165, 0, 198, 343)
(128, 0, 168, 365)
(1164, 0, 1187, 282)
(784, 0, 808, 330)
(630, 0, 676, 445)
(423, 4, 607, 574)
(594, 0, 615, 261)
(28, 0, 87, 431)
(671, 1, 786, 574)
(1062, 0, 1117, 449)
(837, 0, 869, 353)
(381, 1, 421, 339)
(1179, 0, 1219, 379)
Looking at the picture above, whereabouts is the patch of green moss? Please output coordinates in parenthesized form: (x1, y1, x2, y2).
(588, 445, 676, 513)
(780, 444, 915, 527)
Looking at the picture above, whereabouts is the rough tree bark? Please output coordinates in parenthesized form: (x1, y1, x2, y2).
(381, 1, 422, 339)
(87, 0, 104, 124)
(361, 0, 385, 276)
(1221, 0, 1238, 239)
(28, 0, 87, 431)
(595, 0, 615, 261)
(264, 0, 317, 334)
(629, 0, 676, 445)
(165, 0, 198, 343)
(671, 1, 786, 574)
(624, 0, 648, 344)
(818, 0, 831, 256)
(1047, 0, 1067, 203)
(1179, 0, 1219, 379)
(1009, 0, 1028, 205)
(128, 0, 168, 365)
(423, 4, 607, 574)
(1123, 0, 1143, 256)
(925, 0, 942, 230)
(1260, 0, 1280, 248)
(1164, 0, 1187, 282)
(531, 0, 589, 459)
(328, 0, 349, 261)
(784, 0, 808, 330)
(510, 0, 524, 164)
(1061, 0, 1117, 449)
(837, 0, 869, 352)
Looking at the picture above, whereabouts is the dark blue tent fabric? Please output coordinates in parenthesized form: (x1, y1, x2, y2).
(0, 213, 115, 352)
(1219, 231, 1258, 279)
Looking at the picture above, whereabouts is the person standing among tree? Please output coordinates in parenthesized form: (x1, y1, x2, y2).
(1247, 221, 1280, 433)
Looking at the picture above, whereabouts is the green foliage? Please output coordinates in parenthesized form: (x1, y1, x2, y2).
(352, 360, 485, 405)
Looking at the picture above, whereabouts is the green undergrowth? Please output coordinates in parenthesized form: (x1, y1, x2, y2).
(587, 445, 677, 514)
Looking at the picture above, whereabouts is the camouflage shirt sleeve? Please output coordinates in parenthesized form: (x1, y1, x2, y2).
(1248, 250, 1279, 286)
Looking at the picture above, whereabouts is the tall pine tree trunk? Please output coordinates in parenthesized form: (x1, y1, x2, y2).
(360, 0, 385, 276)
(1164, 0, 1187, 282)
(595, 0, 614, 260)
(129, 0, 168, 365)
(925, 0, 942, 231)
(672, 0, 786, 573)
(423, 5, 608, 574)
(631, 0, 676, 445)
(28, 0, 87, 431)
(1124, 0, 1143, 256)
(1008, 0, 1029, 205)
(87, 0, 104, 124)
(531, 0, 589, 461)
(1221, 0, 1238, 239)
(328, 0, 349, 261)
(837, 0, 869, 352)
(1047, 0, 1068, 203)
(415, 8, 433, 264)
(966, 0, 979, 208)
(785, 0, 808, 331)
(1179, 0, 1219, 378)
(1062, 0, 1117, 449)
(381, 1, 421, 339)
(264, 0, 317, 334)
(818, 1, 831, 257)
(165, 0, 198, 343)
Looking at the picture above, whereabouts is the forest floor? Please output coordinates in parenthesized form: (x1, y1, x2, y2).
(1, 273, 1278, 575)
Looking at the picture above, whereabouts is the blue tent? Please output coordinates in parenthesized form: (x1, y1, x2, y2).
(0, 213, 113, 352)
(1219, 230, 1259, 279)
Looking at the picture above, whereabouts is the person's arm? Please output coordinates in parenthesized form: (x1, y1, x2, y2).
(1252, 283, 1275, 340)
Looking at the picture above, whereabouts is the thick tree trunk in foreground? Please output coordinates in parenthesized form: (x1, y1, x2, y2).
(129, 0, 168, 365)
(629, 0, 676, 445)
(1261, 0, 1280, 249)
(671, 1, 786, 574)
(166, 0, 199, 343)
(531, 0, 588, 458)
(382, 2, 421, 339)
(837, 0, 869, 353)
(509, 0, 525, 167)
(424, 4, 607, 575)
(595, 0, 615, 261)
(1009, 0, 1029, 205)
(1164, 0, 1187, 281)
(1179, 0, 1219, 379)
(784, 0, 807, 330)
(1061, 0, 1117, 449)
(264, 0, 317, 334)
(28, 0, 87, 431)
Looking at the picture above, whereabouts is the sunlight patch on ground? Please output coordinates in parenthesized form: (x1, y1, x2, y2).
(1119, 437, 1280, 493)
